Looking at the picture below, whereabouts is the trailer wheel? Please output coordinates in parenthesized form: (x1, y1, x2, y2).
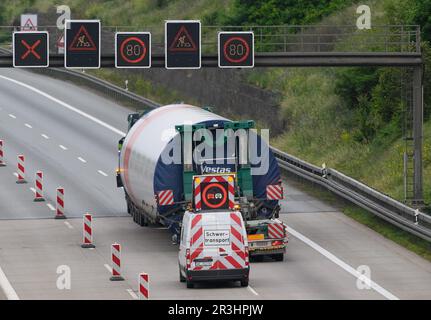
(138, 212, 148, 227)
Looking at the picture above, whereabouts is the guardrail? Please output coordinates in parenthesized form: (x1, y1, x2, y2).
(6, 56, 430, 242)
(272, 146, 431, 242)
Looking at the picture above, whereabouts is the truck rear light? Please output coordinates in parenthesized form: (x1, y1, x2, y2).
(245, 246, 249, 266)
(272, 240, 283, 246)
(186, 249, 191, 269)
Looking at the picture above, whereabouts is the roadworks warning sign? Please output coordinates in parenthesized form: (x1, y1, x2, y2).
(169, 25, 197, 52)
(69, 25, 97, 51)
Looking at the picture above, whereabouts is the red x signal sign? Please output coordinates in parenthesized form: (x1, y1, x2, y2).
(21, 39, 41, 60)
(13, 31, 49, 68)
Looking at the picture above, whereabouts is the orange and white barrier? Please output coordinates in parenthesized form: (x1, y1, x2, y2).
(139, 273, 149, 300)
(81, 213, 95, 248)
(16, 155, 26, 183)
(34, 171, 45, 202)
(110, 243, 124, 281)
(55, 187, 66, 219)
(0, 140, 6, 167)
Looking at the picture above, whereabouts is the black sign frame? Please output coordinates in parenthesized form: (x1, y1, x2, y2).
(218, 31, 254, 68)
(13, 31, 49, 68)
(115, 32, 151, 68)
(65, 19, 101, 69)
(165, 20, 201, 70)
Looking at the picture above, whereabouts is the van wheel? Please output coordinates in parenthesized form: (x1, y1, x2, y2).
(179, 268, 186, 283)
(240, 279, 249, 287)
(186, 280, 194, 289)
(273, 253, 284, 262)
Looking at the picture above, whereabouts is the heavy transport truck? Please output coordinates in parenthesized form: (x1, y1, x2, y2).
(116, 103, 288, 261)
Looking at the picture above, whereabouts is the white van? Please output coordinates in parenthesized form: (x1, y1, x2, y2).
(178, 210, 250, 288)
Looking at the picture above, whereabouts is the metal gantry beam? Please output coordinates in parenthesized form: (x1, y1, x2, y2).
(0, 52, 424, 67)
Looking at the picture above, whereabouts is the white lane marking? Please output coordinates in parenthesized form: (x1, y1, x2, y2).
(41, 134, 49, 139)
(0, 265, 19, 300)
(247, 286, 259, 296)
(78, 157, 87, 163)
(0, 75, 126, 136)
(13, 172, 18, 178)
(285, 225, 399, 300)
(8, 114, 16, 119)
(46, 203, 55, 211)
(24, 123, 32, 128)
(64, 221, 74, 229)
(59, 144, 68, 150)
(29, 187, 36, 193)
(98, 170, 108, 177)
(126, 289, 139, 300)
(104, 264, 112, 273)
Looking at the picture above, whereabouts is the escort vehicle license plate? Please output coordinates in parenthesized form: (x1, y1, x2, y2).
(195, 261, 213, 267)
(253, 241, 270, 247)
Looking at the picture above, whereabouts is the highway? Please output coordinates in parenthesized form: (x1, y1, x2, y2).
(0, 68, 430, 299)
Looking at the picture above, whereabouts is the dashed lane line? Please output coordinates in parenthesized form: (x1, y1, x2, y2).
(41, 134, 49, 139)
(24, 123, 32, 129)
(285, 225, 399, 300)
(8, 114, 16, 119)
(247, 286, 259, 296)
(78, 157, 87, 163)
(59, 145, 68, 150)
(46, 203, 55, 211)
(127, 289, 139, 300)
(98, 170, 108, 177)
(104, 264, 112, 274)
(0, 75, 126, 136)
(0, 266, 19, 300)
(64, 221, 74, 229)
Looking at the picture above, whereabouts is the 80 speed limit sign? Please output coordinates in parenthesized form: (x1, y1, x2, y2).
(115, 32, 151, 68)
(218, 31, 254, 68)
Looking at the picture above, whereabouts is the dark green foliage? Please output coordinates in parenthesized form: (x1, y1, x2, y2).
(221, 0, 353, 25)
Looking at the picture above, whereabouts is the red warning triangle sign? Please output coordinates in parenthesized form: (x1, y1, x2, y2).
(57, 35, 64, 48)
(23, 18, 35, 30)
(169, 25, 197, 52)
(69, 25, 97, 51)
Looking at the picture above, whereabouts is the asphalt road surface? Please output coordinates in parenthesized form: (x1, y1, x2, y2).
(0, 69, 430, 300)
